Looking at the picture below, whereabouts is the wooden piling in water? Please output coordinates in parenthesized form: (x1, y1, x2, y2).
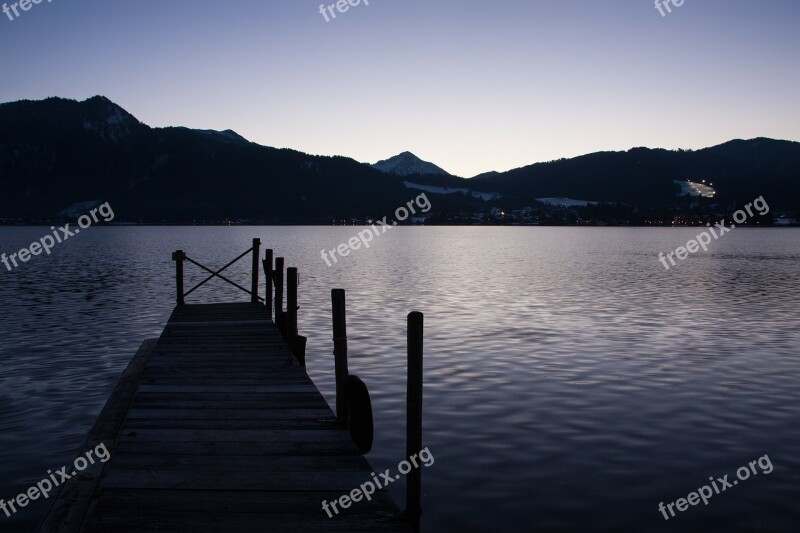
(406, 311, 424, 530)
(251, 238, 260, 304)
(263, 249, 274, 320)
(172, 250, 185, 305)
(286, 267, 305, 367)
(275, 257, 285, 333)
(287, 267, 298, 340)
(332, 289, 349, 426)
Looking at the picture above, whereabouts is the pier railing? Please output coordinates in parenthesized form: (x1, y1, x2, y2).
(172, 238, 263, 305)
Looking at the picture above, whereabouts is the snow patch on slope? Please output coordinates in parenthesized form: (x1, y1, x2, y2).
(58, 201, 104, 218)
(536, 197, 597, 207)
(675, 180, 716, 198)
(404, 181, 502, 201)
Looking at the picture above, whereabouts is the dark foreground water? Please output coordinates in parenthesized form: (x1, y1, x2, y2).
(1, 226, 799, 531)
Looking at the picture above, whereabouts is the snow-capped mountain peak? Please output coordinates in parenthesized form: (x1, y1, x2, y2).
(372, 151, 450, 176)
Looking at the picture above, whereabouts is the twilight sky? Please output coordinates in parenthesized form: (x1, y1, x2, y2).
(1, 0, 798, 177)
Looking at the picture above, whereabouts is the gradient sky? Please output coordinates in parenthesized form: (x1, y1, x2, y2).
(1, 0, 798, 177)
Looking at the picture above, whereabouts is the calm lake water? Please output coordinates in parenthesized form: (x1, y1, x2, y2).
(1, 226, 799, 531)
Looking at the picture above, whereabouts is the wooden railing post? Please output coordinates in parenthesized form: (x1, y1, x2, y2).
(406, 311, 424, 530)
(275, 257, 285, 334)
(172, 250, 185, 305)
(251, 238, 260, 304)
(263, 249, 274, 320)
(331, 289, 349, 425)
(285, 267, 305, 367)
(287, 267, 298, 341)
(293, 335, 307, 369)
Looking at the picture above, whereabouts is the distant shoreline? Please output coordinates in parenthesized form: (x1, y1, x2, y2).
(0, 223, 797, 228)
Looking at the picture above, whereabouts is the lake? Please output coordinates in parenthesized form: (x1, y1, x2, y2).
(1, 226, 799, 531)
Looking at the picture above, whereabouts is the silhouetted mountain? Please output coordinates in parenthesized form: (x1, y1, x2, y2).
(471, 140, 800, 209)
(1, 96, 798, 223)
(373, 151, 450, 176)
(470, 171, 500, 180)
(0, 96, 414, 223)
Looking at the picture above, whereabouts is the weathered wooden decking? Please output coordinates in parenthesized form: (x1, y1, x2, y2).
(40, 302, 409, 532)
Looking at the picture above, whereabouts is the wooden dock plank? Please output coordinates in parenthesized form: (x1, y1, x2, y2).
(38, 303, 410, 532)
(118, 429, 355, 443)
(126, 407, 334, 419)
(84, 513, 410, 533)
(108, 454, 375, 472)
(101, 470, 386, 491)
(88, 489, 402, 518)
(130, 396, 332, 409)
(114, 440, 363, 457)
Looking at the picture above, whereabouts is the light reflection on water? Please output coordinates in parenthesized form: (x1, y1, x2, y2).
(1, 226, 799, 531)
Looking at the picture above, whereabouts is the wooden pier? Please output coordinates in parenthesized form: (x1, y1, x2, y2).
(39, 240, 422, 532)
